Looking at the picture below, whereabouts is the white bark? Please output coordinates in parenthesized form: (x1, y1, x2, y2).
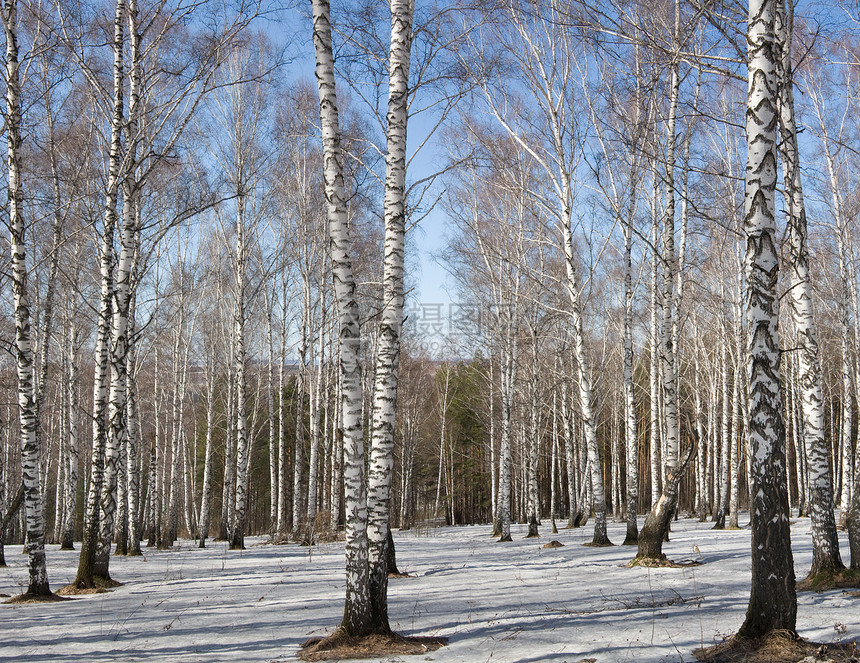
(76, 0, 125, 588)
(739, 0, 796, 636)
(4, 0, 50, 594)
(311, 0, 370, 634)
(775, 0, 843, 576)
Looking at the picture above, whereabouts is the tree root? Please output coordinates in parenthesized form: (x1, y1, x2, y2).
(797, 567, 860, 592)
(298, 630, 447, 661)
(694, 630, 858, 662)
(627, 555, 701, 568)
(5, 592, 72, 604)
(57, 576, 123, 596)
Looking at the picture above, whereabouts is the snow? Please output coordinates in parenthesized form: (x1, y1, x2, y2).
(1, 517, 857, 662)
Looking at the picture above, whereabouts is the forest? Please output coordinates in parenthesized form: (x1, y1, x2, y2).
(2, 0, 860, 660)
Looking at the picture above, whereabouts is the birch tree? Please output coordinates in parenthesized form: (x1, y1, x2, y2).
(365, 0, 414, 629)
(3, 0, 52, 598)
(737, 0, 795, 638)
(774, 0, 844, 584)
(311, 0, 371, 635)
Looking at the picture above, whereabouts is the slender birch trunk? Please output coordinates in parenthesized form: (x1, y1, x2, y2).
(693, 313, 708, 522)
(276, 272, 288, 537)
(307, 303, 326, 535)
(497, 322, 517, 541)
(198, 350, 216, 548)
(265, 288, 277, 536)
(714, 332, 731, 529)
(220, 330, 235, 541)
(622, 196, 638, 545)
(366, 0, 413, 623)
(125, 307, 141, 556)
(75, 0, 125, 589)
(525, 324, 541, 538)
(648, 163, 662, 509)
(61, 319, 79, 550)
(311, 0, 371, 634)
(4, 0, 51, 596)
(775, 0, 844, 579)
(563, 378, 578, 528)
(636, 6, 684, 560)
(729, 356, 741, 528)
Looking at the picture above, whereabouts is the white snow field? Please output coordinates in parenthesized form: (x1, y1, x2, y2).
(0, 517, 857, 663)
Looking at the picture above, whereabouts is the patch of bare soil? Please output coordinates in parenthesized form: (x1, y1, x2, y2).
(5, 592, 73, 604)
(543, 540, 564, 549)
(298, 631, 448, 661)
(388, 572, 411, 578)
(694, 630, 859, 663)
(57, 577, 123, 596)
(797, 569, 860, 592)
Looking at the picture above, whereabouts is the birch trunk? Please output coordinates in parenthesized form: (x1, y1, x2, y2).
(265, 288, 277, 536)
(125, 309, 141, 556)
(4, 0, 51, 595)
(311, 0, 370, 634)
(497, 324, 517, 541)
(307, 304, 326, 536)
(525, 325, 540, 538)
(649, 168, 662, 509)
(636, 8, 682, 559)
(738, 0, 796, 636)
(714, 335, 731, 529)
(60, 319, 79, 550)
(365, 0, 413, 631)
(276, 272, 288, 537)
(198, 351, 216, 548)
(75, 0, 125, 589)
(622, 197, 639, 545)
(563, 378, 579, 528)
(775, 0, 844, 578)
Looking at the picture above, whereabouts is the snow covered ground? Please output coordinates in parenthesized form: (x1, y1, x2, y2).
(0, 517, 857, 662)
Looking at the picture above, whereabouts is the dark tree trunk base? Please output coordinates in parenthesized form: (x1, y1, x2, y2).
(525, 516, 539, 538)
(497, 534, 512, 542)
(229, 530, 245, 550)
(693, 630, 860, 663)
(796, 567, 860, 592)
(621, 532, 638, 546)
(635, 444, 695, 563)
(385, 529, 400, 576)
(59, 543, 75, 551)
(298, 631, 447, 661)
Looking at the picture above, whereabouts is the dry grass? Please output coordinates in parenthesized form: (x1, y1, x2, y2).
(57, 577, 123, 596)
(297, 631, 448, 661)
(694, 630, 859, 662)
(4, 592, 73, 604)
(543, 540, 564, 549)
(797, 568, 860, 592)
(627, 556, 702, 568)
